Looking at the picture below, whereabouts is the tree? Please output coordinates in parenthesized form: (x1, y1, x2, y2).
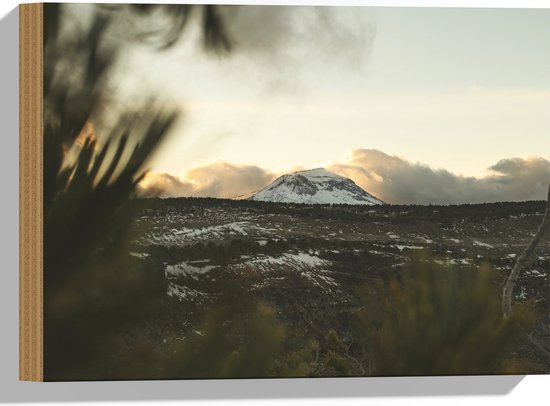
(502, 185, 550, 366)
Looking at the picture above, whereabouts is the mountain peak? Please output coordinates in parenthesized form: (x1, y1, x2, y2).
(296, 168, 344, 178)
(249, 168, 384, 205)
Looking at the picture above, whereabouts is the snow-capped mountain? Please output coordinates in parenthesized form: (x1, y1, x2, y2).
(249, 168, 384, 205)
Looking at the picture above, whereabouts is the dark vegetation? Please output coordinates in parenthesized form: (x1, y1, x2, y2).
(140, 197, 547, 222)
(120, 197, 548, 379)
(42, 3, 232, 380)
(44, 196, 547, 380)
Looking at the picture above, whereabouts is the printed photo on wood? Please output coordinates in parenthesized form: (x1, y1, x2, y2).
(20, 2, 550, 381)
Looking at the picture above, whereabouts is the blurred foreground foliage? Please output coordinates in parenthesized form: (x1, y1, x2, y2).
(355, 253, 539, 375)
(42, 3, 231, 380)
(268, 252, 540, 378)
(101, 251, 539, 380)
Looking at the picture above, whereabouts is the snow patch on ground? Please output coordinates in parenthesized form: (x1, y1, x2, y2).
(130, 252, 150, 259)
(473, 240, 493, 248)
(525, 269, 547, 278)
(418, 236, 434, 244)
(165, 261, 218, 280)
(176, 221, 250, 238)
(143, 221, 280, 246)
(433, 258, 472, 266)
(167, 283, 209, 302)
(394, 245, 424, 251)
(300, 270, 338, 289)
(240, 251, 340, 291)
(516, 287, 527, 300)
(242, 252, 330, 272)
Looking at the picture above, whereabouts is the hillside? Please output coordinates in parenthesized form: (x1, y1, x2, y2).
(128, 199, 549, 359)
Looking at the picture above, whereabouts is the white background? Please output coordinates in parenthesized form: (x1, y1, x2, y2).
(0, 1, 548, 405)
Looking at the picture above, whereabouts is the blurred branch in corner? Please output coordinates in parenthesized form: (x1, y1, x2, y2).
(41, 3, 232, 380)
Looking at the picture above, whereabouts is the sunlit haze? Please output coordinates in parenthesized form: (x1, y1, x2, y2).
(70, 4, 550, 203)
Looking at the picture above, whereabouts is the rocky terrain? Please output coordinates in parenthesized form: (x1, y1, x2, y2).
(129, 198, 549, 340)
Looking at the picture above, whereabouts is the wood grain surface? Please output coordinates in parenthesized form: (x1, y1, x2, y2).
(19, 2, 43, 382)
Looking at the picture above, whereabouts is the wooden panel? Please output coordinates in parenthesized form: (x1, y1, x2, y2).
(19, 2, 43, 382)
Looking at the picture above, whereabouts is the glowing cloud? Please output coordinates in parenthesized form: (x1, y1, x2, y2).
(137, 161, 276, 199)
(138, 151, 549, 205)
(329, 150, 550, 204)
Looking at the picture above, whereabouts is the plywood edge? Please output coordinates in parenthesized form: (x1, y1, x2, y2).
(19, 2, 43, 382)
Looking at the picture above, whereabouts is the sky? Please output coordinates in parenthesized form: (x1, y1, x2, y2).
(66, 4, 550, 204)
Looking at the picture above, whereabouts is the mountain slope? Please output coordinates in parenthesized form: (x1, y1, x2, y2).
(249, 168, 384, 205)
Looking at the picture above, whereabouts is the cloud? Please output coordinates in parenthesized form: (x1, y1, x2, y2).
(217, 5, 376, 89)
(222, 6, 375, 65)
(328, 149, 550, 204)
(137, 161, 276, 199)
(137, 173, 195, 199)
(138, 151, 549, 205)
